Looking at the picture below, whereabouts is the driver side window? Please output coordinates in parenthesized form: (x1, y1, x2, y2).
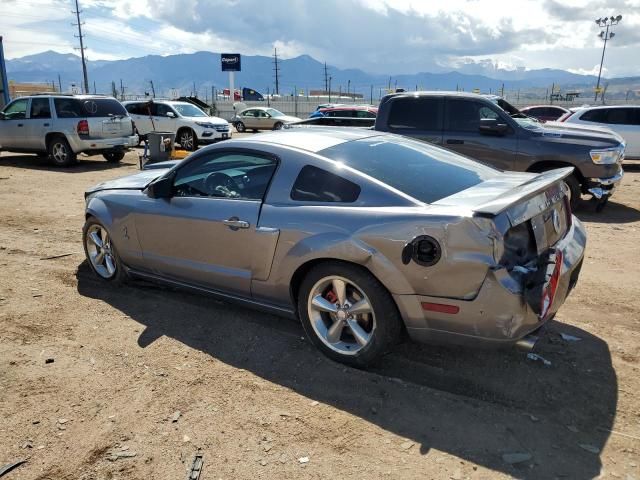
(172, 152, 278, 201)
(3, 99, 28, 120)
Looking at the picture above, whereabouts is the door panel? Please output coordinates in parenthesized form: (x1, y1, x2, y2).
(135, 197, 261, 295)
(443, 98, 516, 171)
(0, 98, 30, 149)
(134, 150, 280, 296)
(26, 97, 52, 150)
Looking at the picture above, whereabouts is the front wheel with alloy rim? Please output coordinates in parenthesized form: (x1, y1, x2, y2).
(48, 136, 77, 167)
(298, 262, 402, 368)
(273, 121, 283, 130)
(82, 218, 127, 285)
(103, 151, 125, 163)
(178, 129, 197, 151)
(235, 121, 246, 133)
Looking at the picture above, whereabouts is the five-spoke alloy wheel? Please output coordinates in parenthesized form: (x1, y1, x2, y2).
(298, 262, 402, 367)
(83, 218, 126, 284)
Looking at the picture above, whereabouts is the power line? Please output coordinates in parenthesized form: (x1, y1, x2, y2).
(72, 0, 89, 94)
(273, 47, 280, 95)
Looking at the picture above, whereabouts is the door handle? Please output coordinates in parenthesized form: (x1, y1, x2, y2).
(17, 123, 24, 127)
(223, 217, 250, 230)
(446, 139, 464, 145)
(43, 123, 50, 127)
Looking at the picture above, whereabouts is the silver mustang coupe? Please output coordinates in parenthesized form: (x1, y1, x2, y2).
(83, 128, 586, 367)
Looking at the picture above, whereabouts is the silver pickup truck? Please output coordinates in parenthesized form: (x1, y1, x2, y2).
(0, 94, 138, 166)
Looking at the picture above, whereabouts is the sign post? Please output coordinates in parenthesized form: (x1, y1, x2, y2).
(0, 36, 10, 109)
(221, 53, 241, 101)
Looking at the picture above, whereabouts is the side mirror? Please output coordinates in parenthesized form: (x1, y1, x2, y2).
(479, 118, 508, 135)
(166, 111, 176, 118)
(146, 175, 173, 199)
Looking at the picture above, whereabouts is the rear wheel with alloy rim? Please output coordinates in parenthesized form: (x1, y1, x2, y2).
(178, 128, 197, 151)
(298, 262, 402, 367)
(83, 218, 127, 285)
(48, 135, 77, 167)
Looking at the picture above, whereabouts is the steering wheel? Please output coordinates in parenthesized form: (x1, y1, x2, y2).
(203, 172, 240, 198)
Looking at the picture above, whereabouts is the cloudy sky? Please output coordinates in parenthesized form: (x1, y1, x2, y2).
(2, 0, 640, 77)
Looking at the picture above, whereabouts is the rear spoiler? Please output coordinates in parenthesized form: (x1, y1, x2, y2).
(473, 167, 573, 216)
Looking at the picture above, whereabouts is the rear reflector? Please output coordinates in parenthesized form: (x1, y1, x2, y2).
(421, 302, 460, 314)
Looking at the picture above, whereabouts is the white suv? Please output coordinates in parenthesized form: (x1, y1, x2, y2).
(559, 105, 640, 159)
(123, 100, 231, 151)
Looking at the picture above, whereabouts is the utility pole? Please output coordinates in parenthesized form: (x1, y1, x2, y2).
(594, 15, 622, 102)
(370, 85, 373, 104)
(388, 76, 391, 91)
(150, 80, 156, 98)
(328, 76, 332, 102)
(120, 78, 124, 100)
(347, 79, 350, 98)
(273, 48, 280, 95)
(57, 74, 62, 92)
(93, 80, 96, 94)
(193, 81, 197, 97)
(72, 0, 89, 94)
(323, 62, 329, 93)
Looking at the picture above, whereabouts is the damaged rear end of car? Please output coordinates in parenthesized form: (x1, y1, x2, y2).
(395, 167, 586, 348)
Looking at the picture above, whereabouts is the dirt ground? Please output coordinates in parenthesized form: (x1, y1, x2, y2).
(0, 145, 639, 480)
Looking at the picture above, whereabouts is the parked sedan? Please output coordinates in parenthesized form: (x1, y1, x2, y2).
(519, 105, 570, 122)
(309, 106, 378, 119)
(83, 129, 586, 367)
(231, 107, 300, 132)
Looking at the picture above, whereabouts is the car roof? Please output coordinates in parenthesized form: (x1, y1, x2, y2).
(385, 90, 490, 100)
(237, 128, 386, 153)
(579, 104, 640, 110)
(521, 105, 568, 109)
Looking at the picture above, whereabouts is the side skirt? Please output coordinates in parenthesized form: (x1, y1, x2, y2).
(126, 268, 297, 319)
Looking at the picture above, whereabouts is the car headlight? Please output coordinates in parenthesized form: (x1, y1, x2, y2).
(590, 146, 623, 165)
(195, 122, 215, 129)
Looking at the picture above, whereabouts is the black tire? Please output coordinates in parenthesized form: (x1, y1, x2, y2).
(252, 129, 259, 133)
(273, 121, 283, 130)
(82, 217, 127, 286)
(178, 128, 197, 151)
(235, 121, 246, 133)
(47, 135, 77, 167)
(103, 151, 125, 163)
(565, 174, 582, 211)
(297, 261, 403, 368)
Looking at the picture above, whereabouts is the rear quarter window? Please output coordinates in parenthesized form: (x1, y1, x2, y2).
(54, 98, 127, 118)
(579, 109, 608, 123)
(291, 165, 361, 203)
(387, 97, 442, 130)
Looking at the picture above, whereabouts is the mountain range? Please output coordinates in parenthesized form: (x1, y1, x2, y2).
(6, 50, 640, 100)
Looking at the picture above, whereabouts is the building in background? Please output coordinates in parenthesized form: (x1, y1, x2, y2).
(8, 81, 57, 98)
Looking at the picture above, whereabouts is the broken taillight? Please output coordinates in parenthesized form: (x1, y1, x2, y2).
(77, 120, 89, 136)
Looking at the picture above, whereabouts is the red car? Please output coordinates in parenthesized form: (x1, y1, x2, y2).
(520, 105, 570, 123)
(310, 106, 378, 119)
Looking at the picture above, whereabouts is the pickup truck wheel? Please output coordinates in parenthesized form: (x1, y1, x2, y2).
(298, 262, 402, 368)
(48, 135, 77, 167)
(565, 174, 581, 211)
(103, 151, 125, 163)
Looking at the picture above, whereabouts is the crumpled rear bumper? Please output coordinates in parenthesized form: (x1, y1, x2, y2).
(394, 216, 587, 347)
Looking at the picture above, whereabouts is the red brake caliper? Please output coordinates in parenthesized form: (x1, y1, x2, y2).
(325, 289, 338, 304)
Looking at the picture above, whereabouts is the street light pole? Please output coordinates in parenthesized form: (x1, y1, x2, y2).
(594, 15, 622, 102)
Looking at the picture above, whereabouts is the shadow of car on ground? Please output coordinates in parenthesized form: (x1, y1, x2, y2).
(0, 153, 132, 173)
(76, 262, 617, 479)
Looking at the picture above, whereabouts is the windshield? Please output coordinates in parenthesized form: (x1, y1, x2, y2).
(319, 135, 499, 204)
(266, 108, 285, 117)
(173, 104, 207, 117)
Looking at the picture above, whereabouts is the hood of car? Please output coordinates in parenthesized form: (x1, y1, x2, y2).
(539, 120, 622, 139)
(85, 167, 172, 195)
